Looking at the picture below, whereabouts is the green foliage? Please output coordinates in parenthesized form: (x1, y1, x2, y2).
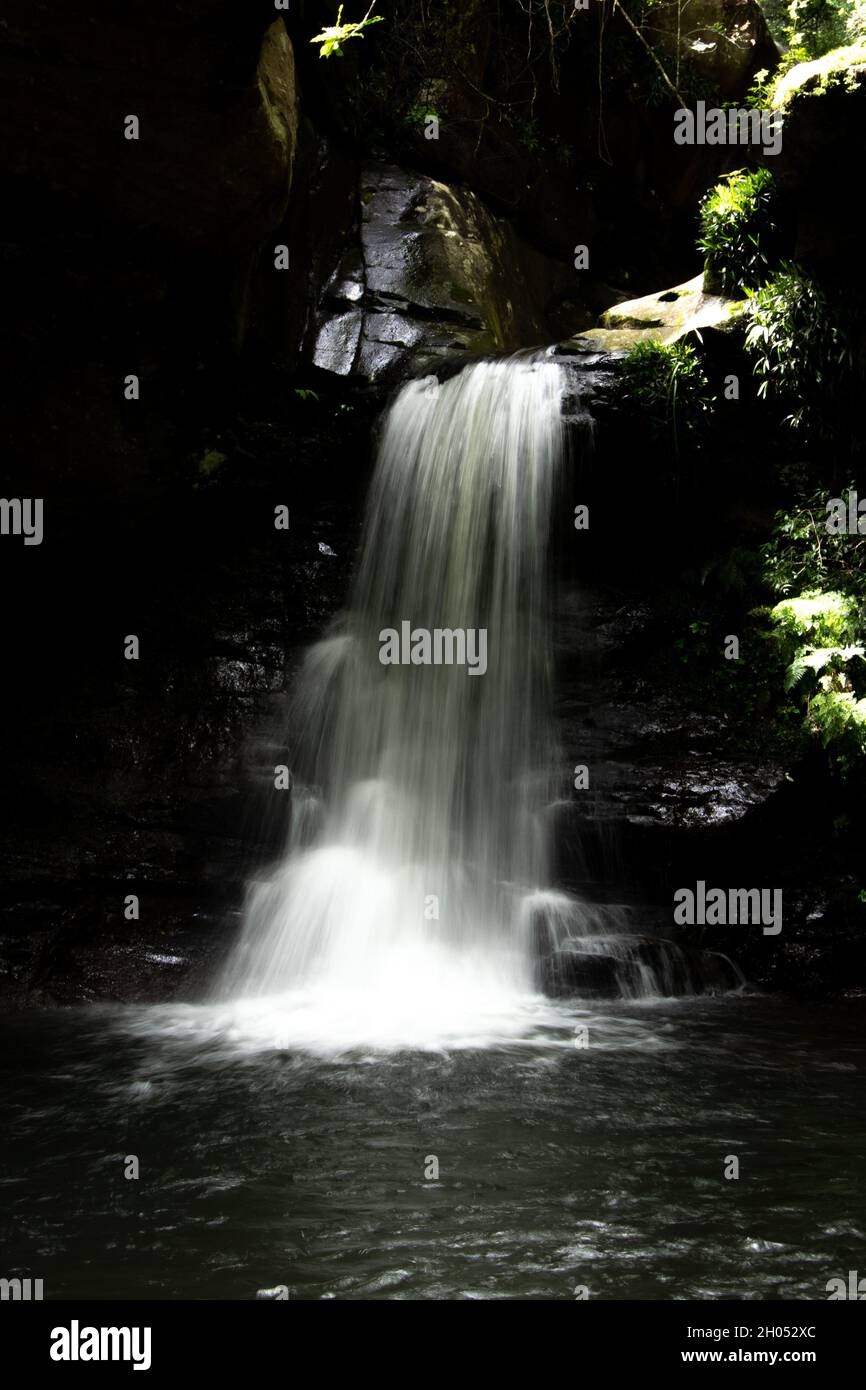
(753, 4, 865, 108)
(622, 339, 711, 454)
(848, 0, 866, 41)
(773, 37, 866, 107)
(698, 546, 766, 596)
(697, 169, 779, 296)
(746, 65, 778, 108)
(771, 587, 858, 642)
(786, 644, 864, 689)
(761, 486, 866, 595)
(294, 388, 320, 403)
(508, 114, 543, 153)
(744, 265, 856, 444)
(404, 104, 439, 127)
(750, 3, 866, 115)
(757, 0, 859, 62)
(754, 493, 866, 768)
(672, 617, 711, 664)
(810, 688, 866, 745)
(697, 487, 866, 772)
(764, 589, 866, 756)
(756, 0, 793, 48)
(311, 4, 384, 60)
(784, 0, 853, 60)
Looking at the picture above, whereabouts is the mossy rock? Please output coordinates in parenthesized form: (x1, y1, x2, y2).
(597, 274, 745, 345)
(773, 43, 866, 111)
(772, 45, 866, 279)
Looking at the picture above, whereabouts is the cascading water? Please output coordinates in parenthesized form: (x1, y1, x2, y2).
(211, 352, 740, 1054)
(218, 355, 569, 1048)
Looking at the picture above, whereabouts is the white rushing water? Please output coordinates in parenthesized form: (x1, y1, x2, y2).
(216, 354, 570, 1050)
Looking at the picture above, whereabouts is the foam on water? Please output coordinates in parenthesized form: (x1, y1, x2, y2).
(118, 992, 677, 1062)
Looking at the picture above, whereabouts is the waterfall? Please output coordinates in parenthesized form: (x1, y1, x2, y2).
(214, 352, 741, 1052)
(218, 354, 568, 1044)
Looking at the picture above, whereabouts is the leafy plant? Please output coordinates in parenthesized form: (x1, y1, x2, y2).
(848, 0, 866, 42)
(698, 546, 766, 596)
(748, 7, 865, 105)
(745, 65, 777, 109)
(755, 0, 858, 63)
(764, 589, 866, 755)
(761, 486, 866, 596)
(310, 4, 384, 60)
(404, 104, 439, 127)
(698, 168, 780, 296)
(753, 493, 866, 767)
(622, 339, 711, 455)
(784, 0, 851, 59)
(744, 264, 856, 444)
(673, 617, 711, 664)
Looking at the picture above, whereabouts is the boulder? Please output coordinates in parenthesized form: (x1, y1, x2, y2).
(540, 931, 743, 998)
(772, 46, 866, 281)
(308, 162, 591, 383)
(561, 273, 744, 353)
(647, 0, 778, 101)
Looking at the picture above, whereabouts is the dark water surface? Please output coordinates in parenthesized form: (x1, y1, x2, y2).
(1, 995, 864, 1300)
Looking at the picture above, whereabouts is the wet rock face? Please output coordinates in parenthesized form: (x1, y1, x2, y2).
(552, 587, 786, 843)
(0, 896, 238, 1008)
(308, 163, 590, 383)
(544, 576, 866, 1002)
(524, 889, 744, 999)
(539, 935, 743, 1000)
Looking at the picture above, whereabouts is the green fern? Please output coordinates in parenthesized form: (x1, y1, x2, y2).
(784, 645, 865, 691)
(810, 690, 866, 748)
